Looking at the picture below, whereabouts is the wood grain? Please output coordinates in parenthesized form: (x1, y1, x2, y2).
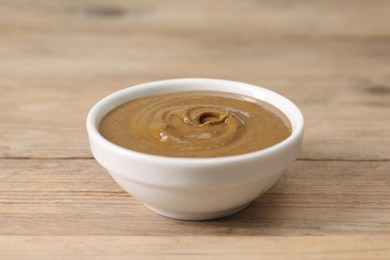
(1, 236, 389, 260)
(1, 159, 389, 236)
(1, 0, 389, 258)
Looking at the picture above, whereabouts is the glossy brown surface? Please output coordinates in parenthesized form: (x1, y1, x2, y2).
(99, 91, 291, 157)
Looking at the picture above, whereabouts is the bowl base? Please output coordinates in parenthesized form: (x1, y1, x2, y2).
(143, 202, 251, 221)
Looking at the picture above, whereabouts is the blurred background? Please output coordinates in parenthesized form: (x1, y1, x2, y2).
(1, 0, 389, 160)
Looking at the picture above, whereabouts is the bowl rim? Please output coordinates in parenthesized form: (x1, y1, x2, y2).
(86, 78, 304, 165)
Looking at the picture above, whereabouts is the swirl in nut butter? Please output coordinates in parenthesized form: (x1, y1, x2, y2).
(99, 91, 292, 158)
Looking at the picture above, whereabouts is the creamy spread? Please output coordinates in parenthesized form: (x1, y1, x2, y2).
(99, 91, 292, 157)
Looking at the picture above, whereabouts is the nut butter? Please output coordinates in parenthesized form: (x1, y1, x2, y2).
(99, 91, 292, 158)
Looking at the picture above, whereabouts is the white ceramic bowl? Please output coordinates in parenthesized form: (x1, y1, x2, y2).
(86, 78, 304, 220)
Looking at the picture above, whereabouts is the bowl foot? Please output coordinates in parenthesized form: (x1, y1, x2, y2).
(143, 202, 251, 221)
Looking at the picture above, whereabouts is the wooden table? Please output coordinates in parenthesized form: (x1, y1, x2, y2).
(1, 0, 389, 259)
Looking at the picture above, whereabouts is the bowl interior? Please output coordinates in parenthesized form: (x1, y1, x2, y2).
(87, 78, 304, 163)
(89, 78, 303, 132)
